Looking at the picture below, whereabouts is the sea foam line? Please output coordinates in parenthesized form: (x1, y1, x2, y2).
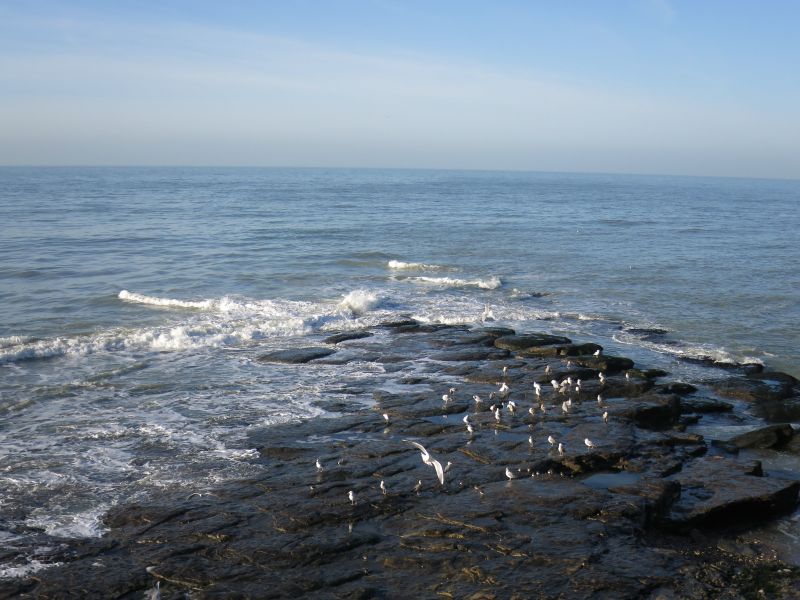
(387, 260, 447, 271)
(118, 290, 215, 309)
(405, 276, 502, 290)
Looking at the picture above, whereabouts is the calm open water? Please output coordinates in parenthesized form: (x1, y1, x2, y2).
(1, 167, 799, 575)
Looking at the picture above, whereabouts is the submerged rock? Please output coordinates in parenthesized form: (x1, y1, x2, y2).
(257, 347, 337, 363)
(323, 331, 374, 344)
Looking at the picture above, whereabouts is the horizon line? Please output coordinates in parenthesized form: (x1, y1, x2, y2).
(1, 164, 799, 183)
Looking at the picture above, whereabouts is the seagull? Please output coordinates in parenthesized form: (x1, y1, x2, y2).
(502, 365, 509, 376)
(482, 304, 495, 321)
(505, 467, 515, 480)
(494, 407, 502, 422)
(593, 349, 602, 357)
(545, 365, 552, 375)
(533, 382, 542, 396)
(499, 382, 509, 394)
(442, 393, 452, 403)
(380, 480, 387, 495)
(548, 435, 556, 446)
(413, 480, 423, 494)
(348, 490, 356, 505)
(561, 401, 570, 414)
(444, 461, 453, 473)
(473, 394, 482, 405)
(550, 379, 559, 391)
(507, 400, 517, 414)
(597, 394, 604, 406)
(382, 413, 390, 424)
(528, 407, 536, 418)
(603, 411, 609, 423)
(407, 440, 445, 485)
(598, 372, 606, 384)
(463, 414, 471, 425)
(466, 423, 474, 435)
(625, 371, 631, 380)
(584, 438, 595, 450)
(449, 387, 457, 395)
(315, 458, 324, 473)
(558, 443, 565, 456)
(540, 403, 547, 415)
(528, 435, 534, 446)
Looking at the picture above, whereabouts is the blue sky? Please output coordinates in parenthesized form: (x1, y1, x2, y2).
(1, 0, 799, 177)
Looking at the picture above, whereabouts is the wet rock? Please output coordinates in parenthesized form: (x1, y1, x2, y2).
(750, 398, 800, 423)
(257, 347, 337, 364)
(516, 342, 603, 359)
(665, 457, 800, 530)
(681, 398, 733, 413)
(323, 331, 374, 344)
(712, 377, 794, 403)
(472, 326, 516, 338)
(431, 347, 510, 362)
(659, 382, 697, 395)
(727, 424, 795, 450)
(493, 333, 572, 351)
(618, 394, 681, 430)
(569, 354, 635, 373)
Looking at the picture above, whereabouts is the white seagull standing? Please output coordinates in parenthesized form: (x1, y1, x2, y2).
(380, 480, 387, 495)
(547, 435, 556, 446)
(315, 458, 324, 473)
(558, 442, 565, 456)
(348, 490, 356, 505)
(584, 438, 595, 450)
(505, 467, 515, 480)
(533, 382, 542, 397)
(603, 411, 609, 424)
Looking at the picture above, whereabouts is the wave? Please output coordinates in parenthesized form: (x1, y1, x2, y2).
(387, 260, 447, 271)
(612, 330, 764, 369)
(118, 290, 215, 310)
(406, 276, 502, 290)
(340, 290, 382, 315)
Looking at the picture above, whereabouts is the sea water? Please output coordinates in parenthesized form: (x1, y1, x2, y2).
(1, 167, 799, 574)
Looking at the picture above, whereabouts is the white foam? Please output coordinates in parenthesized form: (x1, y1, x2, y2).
(25, 505, 109, 538)
(340, 290, 382, 315)
(612, 331, 765, 368)
(118, 289, 215, 310)
(0, 335, 32, 349)
(406, 276, 502, 290)
(0, 559, 63, 579)
(387, 260, 446, 271)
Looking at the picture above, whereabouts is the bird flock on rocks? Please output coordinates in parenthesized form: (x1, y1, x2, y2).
(319, 357, 626, 505)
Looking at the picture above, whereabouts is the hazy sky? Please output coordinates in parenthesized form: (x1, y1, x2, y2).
(1, 0, 799, 177)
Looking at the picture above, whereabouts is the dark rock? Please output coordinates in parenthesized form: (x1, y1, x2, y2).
(618, 394, 681, 429)
(517, 342, 603, 358)
(665, 457, 800, 530)
(493, 333, 572, 351)
(712, 378, 794, 403)
(681, 398, 734, 414)
(659, 382, 697, 395)
(569, 355, 635, 373)
(378, 318, 418, 328)
(257, 347, 336, 364)
(431, 347, 510, 362)
(727, 424, 795, 450)
(323, 331, 374, 344)
(472, 326, 516, 338)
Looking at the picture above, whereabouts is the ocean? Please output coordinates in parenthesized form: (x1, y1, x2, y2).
(1, 167, 799, 576)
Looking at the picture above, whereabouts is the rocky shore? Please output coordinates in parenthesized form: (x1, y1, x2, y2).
(7, 322, 800, 599)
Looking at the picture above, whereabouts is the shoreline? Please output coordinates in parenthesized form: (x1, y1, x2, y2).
(7, 321, 800, 598)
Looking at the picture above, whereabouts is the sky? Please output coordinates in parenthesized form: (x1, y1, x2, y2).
(1, 0, 799, 178)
